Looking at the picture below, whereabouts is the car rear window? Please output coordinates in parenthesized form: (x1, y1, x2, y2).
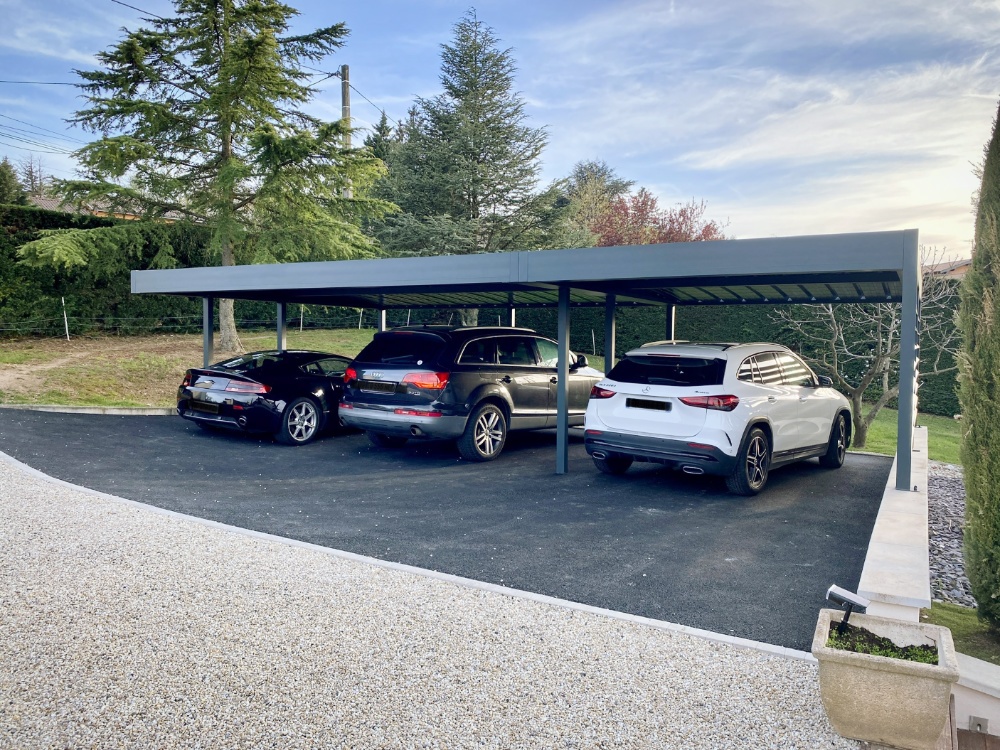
(355, 332, 447, 365)
(608, 355, 726, 387)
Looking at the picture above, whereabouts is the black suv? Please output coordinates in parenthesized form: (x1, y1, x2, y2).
(340, 326, 603, 461)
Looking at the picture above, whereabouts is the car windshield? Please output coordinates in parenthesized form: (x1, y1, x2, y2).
(608, 355, 726, 387)
(213, 352, 285, 372)
(355, 332, 447, 365)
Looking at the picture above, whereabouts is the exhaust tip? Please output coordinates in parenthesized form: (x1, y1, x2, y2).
(410, 426, 423, 437)
(591, 451, 607, 460)
(237, 417, 247, 428)
(681, 465, 704, 475)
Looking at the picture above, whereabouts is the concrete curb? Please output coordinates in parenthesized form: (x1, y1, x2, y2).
(0, 448, 814, 665)
(0, 404, 174, 416)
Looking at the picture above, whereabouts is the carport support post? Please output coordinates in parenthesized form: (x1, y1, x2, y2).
(604, 294, 616, 370)
(667, 304, 676, 341)
(276, 302, 287, 352)
(507, 294, 516, 327)
(895, 230, 921, 491)
(202, 296, 214, 368)
(378, 309, 386, 332)
(556, 285, 571, 475)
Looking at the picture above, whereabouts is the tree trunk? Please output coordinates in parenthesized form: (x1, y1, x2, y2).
(458, 308, 479, 327)
(850, 392, 867, 448)
(218, 298, 243, 354)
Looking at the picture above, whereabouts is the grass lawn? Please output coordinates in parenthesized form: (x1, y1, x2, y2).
(921, 602, 1000, 666)
(856, 405, 962, 465)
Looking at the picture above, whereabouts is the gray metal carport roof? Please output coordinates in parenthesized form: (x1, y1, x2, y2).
(132, 229, 921, 491)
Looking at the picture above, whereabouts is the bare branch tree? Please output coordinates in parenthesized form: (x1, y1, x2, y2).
(772, 247, 961, 448)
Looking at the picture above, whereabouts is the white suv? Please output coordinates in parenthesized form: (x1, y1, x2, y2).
(584, 342, 852, 495)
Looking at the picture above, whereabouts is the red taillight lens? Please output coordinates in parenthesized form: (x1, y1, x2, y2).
(181, 372, 191, 388)
(393, 408, 443, 418)
(590, 386, 616, 399)
(678, 395, 739, 411)
(401, 372, 450, 390)
(345, 366, 357, 382)
(225, 381, 271, 395)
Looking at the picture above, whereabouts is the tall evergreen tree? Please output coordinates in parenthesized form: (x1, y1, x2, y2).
(0, 157, 26, 205)
(375, 11, 571, 255)
(960, 98, 1000, 629)
(19, 0, 392, 353)
(363, 111, 395, 163)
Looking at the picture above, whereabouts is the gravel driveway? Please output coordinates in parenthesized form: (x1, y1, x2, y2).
(0, 452, 859, 750)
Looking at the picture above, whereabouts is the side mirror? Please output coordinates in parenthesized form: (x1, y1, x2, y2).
(574, 353, 588, 369)
(818, 375, 833, 387)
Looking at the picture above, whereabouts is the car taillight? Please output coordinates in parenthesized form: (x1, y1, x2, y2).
(345, 366, 357, 382)
(678, 395, 739, 411)
(225, 381, 271, 395)
(401, 372, 449, 390)
(590, 386, 616, 399)
(393, 408, 443, 417)
(181, 372, 191, 388)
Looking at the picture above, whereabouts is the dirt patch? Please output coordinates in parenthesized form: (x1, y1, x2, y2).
(0, 330, 374, 407)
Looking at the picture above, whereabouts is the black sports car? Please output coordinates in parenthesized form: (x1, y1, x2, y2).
(177, 350, 352, 445)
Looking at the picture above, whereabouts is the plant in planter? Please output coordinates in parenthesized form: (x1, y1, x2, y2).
(812, 608, 959, 750)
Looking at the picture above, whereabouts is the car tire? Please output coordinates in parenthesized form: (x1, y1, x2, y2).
(593, 455, 633, 475)
(367, 431, 409, 449)
(457, 402, 507, 462)
(275, 397, 321, 445)
(726, 426, 771, 496)
(819, 413, 848, 469)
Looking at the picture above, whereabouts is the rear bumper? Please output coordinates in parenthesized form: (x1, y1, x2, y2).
(177, 397, 282, 434)
(584, 430, 737, 475)
(339, 402, 467, 439)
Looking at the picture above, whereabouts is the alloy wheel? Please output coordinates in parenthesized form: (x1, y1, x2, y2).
(288, 401, 318, 442)
(474, 410, 504, 456)
(746, 434, 770, 490)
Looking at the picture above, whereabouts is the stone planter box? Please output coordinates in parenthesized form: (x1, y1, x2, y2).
(811, 608, 960, 750)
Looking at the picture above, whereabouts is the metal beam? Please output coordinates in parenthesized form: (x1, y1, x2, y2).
(667, 305, 676, 341)
(276, 302, 287, 352)
(556, 285, 571, 475)
(202, 297, 214, 368)
(896, 230, 921, 491)
(378, 309, 387, 332)
(604, 294, 616, 371)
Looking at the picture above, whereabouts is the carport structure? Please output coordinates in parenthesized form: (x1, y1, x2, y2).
(132, 229, 921, 490)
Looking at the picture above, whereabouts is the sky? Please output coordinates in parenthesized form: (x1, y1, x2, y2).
(0, 0, 996, 259)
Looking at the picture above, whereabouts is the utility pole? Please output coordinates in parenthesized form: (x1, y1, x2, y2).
(340, 64, 352, 199)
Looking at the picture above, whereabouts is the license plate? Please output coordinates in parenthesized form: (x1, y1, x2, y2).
(626, 398, 670, 412)
(358, 380, 396, 393)
(190, 401, 220, 414)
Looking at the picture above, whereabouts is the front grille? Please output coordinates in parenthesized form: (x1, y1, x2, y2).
(358, 379, 397, 394)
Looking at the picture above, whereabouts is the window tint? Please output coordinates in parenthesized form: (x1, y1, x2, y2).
(534, 338, 560, 368)
(776, 353, 814, 386)
(355, 332, 446, 365)
(607, 355, 726, 386)
(215, 352, 282, 372)
(737, 357, 755, 382)
(315, 356, 350, 376)
(754, 352, 783, 385)
(458, 339, 497, 365)
(496, 337, 537, 366)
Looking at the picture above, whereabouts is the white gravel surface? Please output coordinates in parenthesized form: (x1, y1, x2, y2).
(0, 454, 858, 750)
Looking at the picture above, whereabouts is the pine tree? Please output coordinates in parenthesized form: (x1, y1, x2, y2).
(960, 98, 1000, 628)
(0, 157, 26, 205)
(21, 0, 392, 353)
(364, 111, 395, 163)
(372, 11, 576, 324)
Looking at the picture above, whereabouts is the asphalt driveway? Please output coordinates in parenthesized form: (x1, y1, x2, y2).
(0, 409, 891, 651)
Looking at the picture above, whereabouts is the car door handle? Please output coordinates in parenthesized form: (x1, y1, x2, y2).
(550, 377, 558, 384)
(500, 375, 512, 384)
(767, 396, 777, 402)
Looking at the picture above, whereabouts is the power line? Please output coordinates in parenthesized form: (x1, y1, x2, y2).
(109, 0, 165, 19)
(0, 115, 88, 145)
(0, 79, 76, 86)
